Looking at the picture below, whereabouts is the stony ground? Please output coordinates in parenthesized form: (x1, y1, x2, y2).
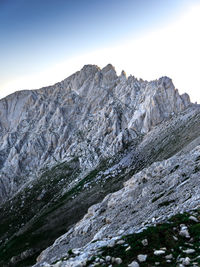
(34, 145, 200, 266)
(39, 209, 200, 267)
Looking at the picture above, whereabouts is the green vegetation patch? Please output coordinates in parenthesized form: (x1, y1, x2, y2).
(89, 209, 200, 267)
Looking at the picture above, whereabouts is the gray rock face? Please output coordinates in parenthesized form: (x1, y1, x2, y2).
(35, 145, 200, 265)
(137, 254, 147, 262)
(128, 261, 140, 267)
(0, 64, 191, 203)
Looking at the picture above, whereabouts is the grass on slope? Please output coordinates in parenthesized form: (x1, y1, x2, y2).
(0, 155, 127, 266)
(88, 210, 200, 267)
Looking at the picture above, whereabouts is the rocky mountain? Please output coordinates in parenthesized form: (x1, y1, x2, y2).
(0, 64, 199, 266)
(0, 64, 190, 203)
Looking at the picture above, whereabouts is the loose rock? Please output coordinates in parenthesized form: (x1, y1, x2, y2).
(137, 254, 147, 262)
(154, 250, 165, 255)
(128, 261, 140, 267)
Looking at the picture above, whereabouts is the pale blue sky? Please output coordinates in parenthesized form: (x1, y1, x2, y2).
(0, 0, 199, 101)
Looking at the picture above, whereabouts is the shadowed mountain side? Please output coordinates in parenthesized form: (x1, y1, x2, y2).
(0, 64, 198, 266)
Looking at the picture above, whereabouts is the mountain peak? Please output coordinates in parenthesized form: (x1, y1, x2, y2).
(0, 63, 199, 267)
(101, 63, 116, 73)
(157, 76, 174, 89)
(81, 64, 100, 72)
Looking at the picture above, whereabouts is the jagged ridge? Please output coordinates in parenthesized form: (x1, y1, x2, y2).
(0, 64, 190, 202)
(0, 64, 199, 266)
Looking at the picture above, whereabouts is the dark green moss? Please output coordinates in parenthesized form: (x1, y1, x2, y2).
(68, 249, 73, 255)
(0, 154, 128, 266)
(0, 158, 81, 265)
(169, 212, 190, 224)
(90, 210, 200, 267)
(190, 223, 200, 239)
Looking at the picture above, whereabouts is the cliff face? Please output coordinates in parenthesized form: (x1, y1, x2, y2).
(1, 64, 200, 267)
(0, 64, 190, 203)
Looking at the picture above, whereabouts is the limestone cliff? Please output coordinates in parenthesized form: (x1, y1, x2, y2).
(0, 64, 190, 203)
(0, 64, 198, 267)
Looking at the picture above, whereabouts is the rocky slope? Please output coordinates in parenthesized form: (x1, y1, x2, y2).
(34, 145, 200, 266)
(0, 64, 199, 266)
(42, 208, 200, 267)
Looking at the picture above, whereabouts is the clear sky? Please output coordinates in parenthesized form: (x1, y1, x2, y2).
(0, 0, 200, 102)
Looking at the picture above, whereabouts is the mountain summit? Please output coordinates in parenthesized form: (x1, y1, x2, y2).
(0, 64, 190, 202)
(0, 64, 199, 266)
